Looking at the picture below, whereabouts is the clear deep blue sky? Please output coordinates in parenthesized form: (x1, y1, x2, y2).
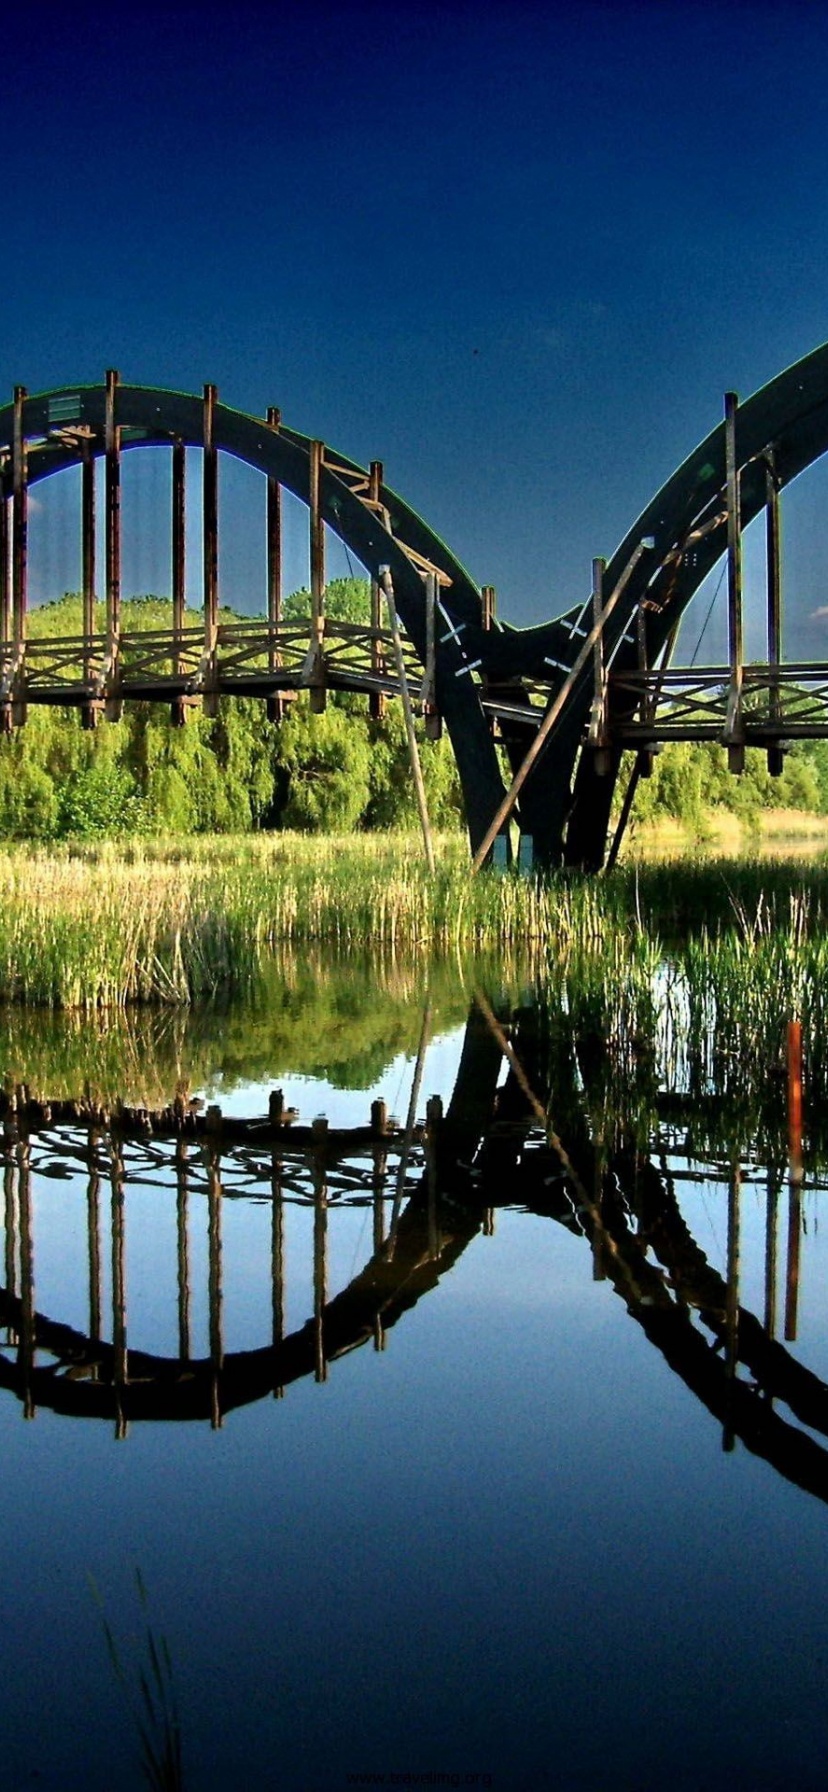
(4, 0, 828, 640)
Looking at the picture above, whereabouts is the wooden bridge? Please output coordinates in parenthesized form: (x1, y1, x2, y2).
(0, 997, 826, 1505)
(6, 347, 828, 864)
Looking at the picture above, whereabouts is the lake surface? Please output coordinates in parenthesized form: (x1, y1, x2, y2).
(1, 954, 827, 1791)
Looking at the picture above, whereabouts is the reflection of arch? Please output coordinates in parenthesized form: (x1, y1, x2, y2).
(0, 1196, 479, 1427)
(4, 993, 828, 1505)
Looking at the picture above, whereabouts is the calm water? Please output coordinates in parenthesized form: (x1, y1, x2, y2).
(1, 956, 827, 1791)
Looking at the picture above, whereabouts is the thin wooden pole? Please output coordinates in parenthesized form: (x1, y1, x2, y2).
(266, 406, 282, 698)
(723, 1160, 740, 1453)
(271, 1153, 285, 1398)
(481, 584, 496, 630)
(203, 383, 218, 644)
(111, 1143, 128, 1439)
(385, 1001, 431, 1261)
(208, 1147, 223, 1428)
(87, 1138, 102, 1349)
(309, 437, 325, 630)
(423, 571, 440, 739)
(785, 1018, 803, 1342)
(378, 566, 435, 874)
(82, 439, 96, 670)
(724, 390, 744, 772)
(0, 492, 10, 646)
(764, 1169, 778, 1342)
(313, 1134, 328, 1384)
(175, 1139, 190, 1362)
(766, 449, 783, 776)
(588, 556, 607, 743)
(12, 386, 27, 650)
(369, 461, 385, 720)
(4, 1158, 17, 1317)
(17, 1142, 34, 1420)
(105, 370, 121, 661)
(471, 539, 650, 871)
(426, 1093, 442, 1263)
(172, 440, 186, 661)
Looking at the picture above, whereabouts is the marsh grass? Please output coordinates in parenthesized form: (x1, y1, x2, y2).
(91, 1570, 184, 1792)
(1, 836, 828, 1029)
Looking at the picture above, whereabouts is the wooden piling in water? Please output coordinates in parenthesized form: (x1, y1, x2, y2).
(785, 1018, 804, 1342)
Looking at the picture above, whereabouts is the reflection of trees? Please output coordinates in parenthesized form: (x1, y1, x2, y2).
(0, 953, 477, 1105)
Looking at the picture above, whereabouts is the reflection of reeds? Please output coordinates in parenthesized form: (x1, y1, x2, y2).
(91, 1569, 184, 1792)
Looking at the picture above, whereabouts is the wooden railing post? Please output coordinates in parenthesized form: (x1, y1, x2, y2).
(724, 390, 745, 773)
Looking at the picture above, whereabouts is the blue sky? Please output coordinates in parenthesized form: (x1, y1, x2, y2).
(4, 0, 828, 648)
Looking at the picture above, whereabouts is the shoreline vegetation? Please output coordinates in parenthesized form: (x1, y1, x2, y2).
(0, 826, 826, 1006)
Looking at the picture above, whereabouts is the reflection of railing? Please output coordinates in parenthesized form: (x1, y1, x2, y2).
(0, 1097, 459, 1434)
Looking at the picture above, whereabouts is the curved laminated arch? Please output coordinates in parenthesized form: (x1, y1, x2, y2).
(555, 339, 828, 866)
(0, 383, 508, 856)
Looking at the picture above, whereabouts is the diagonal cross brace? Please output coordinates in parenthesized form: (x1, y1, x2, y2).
(470, 539, 652, 872)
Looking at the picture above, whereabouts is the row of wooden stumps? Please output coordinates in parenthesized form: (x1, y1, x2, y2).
(0, 1088, 461, 1437)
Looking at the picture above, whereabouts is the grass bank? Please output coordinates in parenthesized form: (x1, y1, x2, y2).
(0, 831, 827, 1009)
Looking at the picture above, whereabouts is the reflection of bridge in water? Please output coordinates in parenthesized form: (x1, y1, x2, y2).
(1, 998, 827, 1506)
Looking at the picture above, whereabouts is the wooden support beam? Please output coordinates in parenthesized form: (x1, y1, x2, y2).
(306, 438, 327, 712)
(379, 565, 435, 874)
(207, 1148, 223, 1428)
(723, 1161, 740, 1453)
(587, 555, 610, 773)
(368, 460, 386, 719)
(81, 438, 97, 725)
(203, 382, 219, 640)
(313, 1159, 328, 1384)
(309, 438, 325, 635)
(764, 1170, 778, 1341)
(176, 1139, 191, 1362)
(105, 370, 121, 665)
(481, 584, 496, 631)
(18, 1144, 35, 1420)
(0, 492, 9, 646)
(170, 439, 186, 724)
(4, 1158, 17, 1310)
(12, 386, 27, 650)
(471, 539, 651, 872)
(110, 1145, 128, 1439)
(87, 1146, 102, 1348)
(785, 1017, 803, 1343)
(266, 406, 284, 720)
(724, 391, 744, 772)
(766, 448, 784, 776)
(426, 1093, 442, 1262)
(423, 571, 441, 739)
(271, 1157, 285, 1397)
